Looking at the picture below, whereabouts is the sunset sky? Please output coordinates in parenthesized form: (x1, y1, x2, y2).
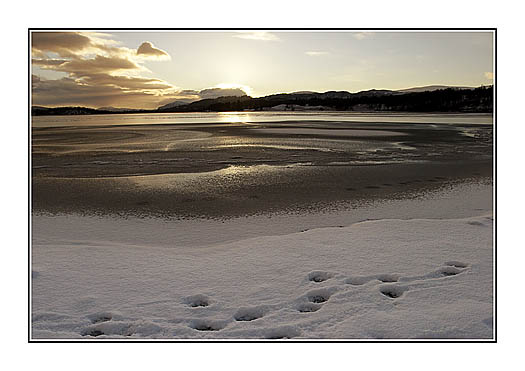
(31, 30, 494, 109)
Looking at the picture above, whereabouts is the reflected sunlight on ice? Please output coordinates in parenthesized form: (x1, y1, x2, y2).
(217, 112, 251, 124)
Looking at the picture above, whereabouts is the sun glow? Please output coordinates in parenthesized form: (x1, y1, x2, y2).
(216, 83, 253, 97)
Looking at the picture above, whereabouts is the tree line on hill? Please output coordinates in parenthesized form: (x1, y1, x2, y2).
(32, 86, 493, 116)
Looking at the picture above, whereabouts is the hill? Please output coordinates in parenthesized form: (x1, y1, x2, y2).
(396, 85, 475, 93)
(31, 85, 493, 116)
(157, 86, 492, 113)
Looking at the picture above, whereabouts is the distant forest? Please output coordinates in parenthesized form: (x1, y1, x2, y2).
(32, 86, 493, 116)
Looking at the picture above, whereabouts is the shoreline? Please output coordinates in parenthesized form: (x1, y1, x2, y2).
(32, 161, 492, 220)
(32, 178, 493, 249)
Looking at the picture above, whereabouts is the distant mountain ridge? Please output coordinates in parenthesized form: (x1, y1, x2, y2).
(157, 100, 196, 110)
(396, 85, 474, 93)
(97, 106, 141, 112)
(32, 85, 492, 115)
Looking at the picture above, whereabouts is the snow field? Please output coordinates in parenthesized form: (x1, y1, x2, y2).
(31, 214, 493, 339)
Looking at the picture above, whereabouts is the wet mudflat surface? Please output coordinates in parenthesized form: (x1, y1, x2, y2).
(31, 115, 493, 218)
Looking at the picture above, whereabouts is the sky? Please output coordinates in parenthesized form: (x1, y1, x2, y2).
(31, 30, 494, 109)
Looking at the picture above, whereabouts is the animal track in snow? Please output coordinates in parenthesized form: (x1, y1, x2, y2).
(345, 273, 399, 286)
(189, 319, 225, 332)
(344, 262, 470, 301)
(184, 294, 210, 308)
(307, 271, 334, 283)
(82, 329, 105, 337)
(234, 306, 266, 321)
(437, 266, 463, 276)
(444, 261, 469, 269)
(376, 274, 399, 283)
(306, 288, 333, 303)
(379, 284, 408, 299)
(87, 312, 113, 324)
(467, 221, 486, 227)
(264, 326, 301, 339)
(297, 303, 322, 313)
(398, 263, 469, 282)
(407, 266, 466, 280)
(81, 321, 135, 337)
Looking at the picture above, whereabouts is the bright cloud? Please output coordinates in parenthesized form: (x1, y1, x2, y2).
(215, 83, 252, 96)
(233, 32, 280, 41)
(352, 32, 373, 40)
(484, 72, 494, 80)
(137, 42, 170, 60)
(199, 87, 247, 100)
(305, 51, 329, 56)
(156, 86, 250, 109)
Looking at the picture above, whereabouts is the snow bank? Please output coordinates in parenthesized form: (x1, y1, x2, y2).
(31, 214, 493, 340)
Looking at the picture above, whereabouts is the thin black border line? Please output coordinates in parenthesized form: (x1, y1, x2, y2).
(493, 28, 497, 342)
(29, 28, 33, 343)
(28, 28, 497, 343)
(30, 342, 492, 344)
(29, 28, 496, 31)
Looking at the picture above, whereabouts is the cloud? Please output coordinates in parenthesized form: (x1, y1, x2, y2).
(32, 59, 68, 67)
(176, 89, 201, 98)
(137, 42, 170, 60)
(37, 55, 142, 77)
(32, 73, 248, 110)
(32, 75, 127, 107)
(199, 88, 247, 100)
(32, 32, 92, 57)
(81, 74, 173, 91)
(157, 87, 249, 109)
(31, 32, 251, 110)
(305, 51, 329, 56)
(352, 32, 373, 40)
(31, 32, 123, 58)
(32, 74, 180, 109)
(484, 72, 494, 80)
(31, 32, 177, 109)
(233, 32, 280, 41)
